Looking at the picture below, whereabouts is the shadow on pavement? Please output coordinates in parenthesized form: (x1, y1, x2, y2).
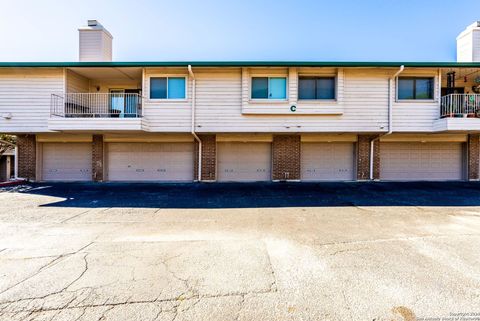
(6, 181, 480, 208)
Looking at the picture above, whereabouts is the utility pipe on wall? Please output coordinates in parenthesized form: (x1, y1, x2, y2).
(188, 65, 202, 182)
(369, 65, 404, 180)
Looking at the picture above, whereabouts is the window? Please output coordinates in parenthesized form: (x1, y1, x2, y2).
(251, 77, 287, 99)
(398, 77, 434, 100)
(150, 77, 186, 99)
(298, 77, 336, 100)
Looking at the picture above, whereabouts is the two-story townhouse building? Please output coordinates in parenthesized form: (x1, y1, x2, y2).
(2, 20, 480, 183)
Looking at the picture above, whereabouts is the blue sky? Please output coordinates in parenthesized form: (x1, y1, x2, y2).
(0, 0, 479, 61)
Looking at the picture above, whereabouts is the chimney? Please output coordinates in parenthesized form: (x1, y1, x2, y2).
(78, 20, 113, 62)
(456, 21, 480, 62)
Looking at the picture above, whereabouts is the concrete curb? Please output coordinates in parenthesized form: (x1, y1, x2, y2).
(0, 179, 27, 187)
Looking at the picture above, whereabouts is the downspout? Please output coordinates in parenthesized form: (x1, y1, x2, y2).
(188, 65, 202, 182)
(369, 65, 404, 180)
(0, 140, 19, 180)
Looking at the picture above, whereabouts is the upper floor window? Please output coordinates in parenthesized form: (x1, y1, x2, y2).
(150, 77, 186, 99)
(398, 77, 434, 100)
(298, 77, 336, 100)
(251, 77, 287, 99)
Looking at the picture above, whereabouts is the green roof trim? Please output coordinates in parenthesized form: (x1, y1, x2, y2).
(0, 61, 480, 68)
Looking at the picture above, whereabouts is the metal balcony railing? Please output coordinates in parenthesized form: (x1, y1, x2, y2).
(51, 93, 143, 118)
(440, 94, 480, 118)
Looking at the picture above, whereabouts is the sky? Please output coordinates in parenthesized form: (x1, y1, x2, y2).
(0, 0, 479, 62)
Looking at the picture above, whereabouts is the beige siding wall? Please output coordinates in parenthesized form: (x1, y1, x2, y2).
(192, 67, 389, 132)
(79, 30, 112, 62)
(0, 68, 63, 133)
(142, 67, 192, 132)
(0, 66, 458, 134)
(392, 68, 440, 132)
(66, 70, 89, 93)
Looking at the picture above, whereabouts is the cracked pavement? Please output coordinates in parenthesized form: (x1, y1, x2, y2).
(0, 183, 479, 320)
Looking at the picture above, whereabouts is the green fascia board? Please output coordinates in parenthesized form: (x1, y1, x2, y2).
(1, 61, 480, 68)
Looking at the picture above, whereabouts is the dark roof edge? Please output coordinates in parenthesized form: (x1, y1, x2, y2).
(0, 61, 480, 68)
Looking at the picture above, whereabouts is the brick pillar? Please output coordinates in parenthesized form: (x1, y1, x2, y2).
(92, 134, 104, 182)
(356, 135, 380, 180)
(194, 134, 216, 181)
(272, 135, 301, 181)
(17, 134, 36, 180)
(468, 134, 479, 180)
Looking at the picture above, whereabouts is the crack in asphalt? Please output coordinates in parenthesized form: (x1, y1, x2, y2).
(0, 289, 275, 315)
(263, 241, 278, 293)
(0, 242, 93, 297)
(313, 233, 480, 247)
(60, 209, 94, 224)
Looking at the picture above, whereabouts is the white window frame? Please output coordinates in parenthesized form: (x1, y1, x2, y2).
(249, 76, 289, 102)
(148, 75, 188, 101)
(297, 75, 338, 102)
(396, 76, 436, 103)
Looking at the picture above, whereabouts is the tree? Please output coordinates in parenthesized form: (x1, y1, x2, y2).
(0, 134, 16, 156)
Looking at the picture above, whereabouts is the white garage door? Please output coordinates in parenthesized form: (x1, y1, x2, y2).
(301, 143, 355, 181)
(218, 142, 271, 182)
(107, 143, 194, 182)
(381, 142, 464, 181)
(42, 143, 92, 181)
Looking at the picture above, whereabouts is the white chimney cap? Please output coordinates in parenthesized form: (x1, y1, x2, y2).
(457, 21, 480, 39)
(78, 20, 112, 39)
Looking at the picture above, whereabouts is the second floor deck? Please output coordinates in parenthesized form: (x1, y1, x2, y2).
(51, 93, 143, 118)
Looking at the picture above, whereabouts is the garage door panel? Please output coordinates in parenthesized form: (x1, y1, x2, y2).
(380, 142, 463, 181)
(218, 142, 271, 182)
(301, 143, 354, 181)
(42, 143, 92, 181)
(107, 143, 194, 181)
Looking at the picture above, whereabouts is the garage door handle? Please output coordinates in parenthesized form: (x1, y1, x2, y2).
(136, 169, 145, 172)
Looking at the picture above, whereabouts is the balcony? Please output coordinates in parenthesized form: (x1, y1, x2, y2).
(440, 94, 480, 118)
(51, 93, 143, 118)
(49, 93, 145, 131)
(434, 94, 480, 131)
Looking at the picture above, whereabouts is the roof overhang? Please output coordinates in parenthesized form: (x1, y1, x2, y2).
(1, 61, 480, 68)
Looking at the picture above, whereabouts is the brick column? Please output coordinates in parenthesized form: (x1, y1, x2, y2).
(468, 134, 479, 180)
(356, 135, 380, 180)
(17, 134, 36, 181)
(194, 134, 216, 181)
(92, 134, 104, 182)
(272, 135, 301, 181)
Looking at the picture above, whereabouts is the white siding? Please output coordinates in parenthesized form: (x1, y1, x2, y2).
(456, 23, 480, 62)
(457, 33, 473, 62)
(241, 67, 345, 115)
(0, 66, 459, 134)
(392, 69, 440, 132)
(142, 68, 192, 132)
(66, 70, 89, 93)
(0, 68, 63, 133)
(473, 29, 480, 62)
(194, 68, 388, 133)
(79, 30, 112, 62)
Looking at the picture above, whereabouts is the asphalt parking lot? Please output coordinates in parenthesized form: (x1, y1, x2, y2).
(0, 182, 479, 321)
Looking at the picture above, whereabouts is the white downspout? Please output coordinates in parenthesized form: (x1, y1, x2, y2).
(369, 65, 404, 180)
(188, 65, 202, 182)
(14, 146, 18, 179)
